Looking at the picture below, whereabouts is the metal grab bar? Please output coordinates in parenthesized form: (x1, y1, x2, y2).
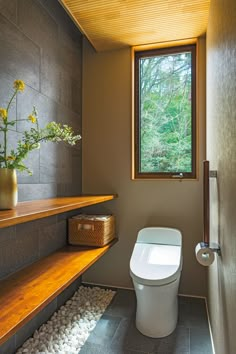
(202, 161, 220, 254)
(203, 160, 210, 245)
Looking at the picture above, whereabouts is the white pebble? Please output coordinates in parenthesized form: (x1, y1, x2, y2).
(16, 286, 115, 354)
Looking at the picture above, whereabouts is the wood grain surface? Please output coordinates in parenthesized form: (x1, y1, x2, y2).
(60, 0, 210, 51)
(0, 195, 117, 228)
(0, 239, 118, 345)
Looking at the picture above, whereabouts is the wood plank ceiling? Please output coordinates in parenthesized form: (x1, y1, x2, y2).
(59, 0, 211, 52)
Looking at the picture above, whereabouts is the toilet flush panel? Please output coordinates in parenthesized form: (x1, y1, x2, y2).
(136, 227, 182, 246)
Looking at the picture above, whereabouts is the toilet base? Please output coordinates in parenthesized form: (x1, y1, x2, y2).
(133, 275, 180, 338)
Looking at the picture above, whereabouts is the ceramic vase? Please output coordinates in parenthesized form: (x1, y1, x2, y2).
(0, 168, 18, 209)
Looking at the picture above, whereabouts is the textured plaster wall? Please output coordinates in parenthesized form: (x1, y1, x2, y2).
(207, 1, 236, 353)
(0, 1, 82, 352)
(82, 37, 207, 296)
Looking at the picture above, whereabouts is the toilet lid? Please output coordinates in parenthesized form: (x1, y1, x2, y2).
(130, 243, 182, 286)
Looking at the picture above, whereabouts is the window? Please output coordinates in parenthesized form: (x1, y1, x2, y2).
(133, 44, 196, 179)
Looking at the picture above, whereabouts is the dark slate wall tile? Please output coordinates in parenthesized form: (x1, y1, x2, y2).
(18, 0, 58, 51)
(0, 225, 15, 243)
(0, 14, 40, 90)
(0, 226, 17, 279)
(72, 147, 82, 188)
(57, 209, 81, 222)
(40, 51, 61, 102)
(18, 183, 57, 201)
(56, 102, 81, 133)
(57, 276, 81, 308)
(15, 317, 38, 351)
(0, 129, 19, 155)
(3, 130, 21, 159)
(17, 149, 40, 184)
(71, 76, 82, 114)
(38, 0, 82, 45)
(59, 27, 82, 78)
(56, 217, 68, 247)
(0, 0, 82, 202)
(0, 73, 17, 126)
(41, 58, 78, 110)
(56, 145, 73, 184)
(38, 216, 61, 257)
(59, 71, 75, 109)
(35, 298, 57, 328)
(15, 221, 40, 270)
(56, 147, 82, 197)
(0, 0, 83, 351)
(0, 0, 17, 25)
(11, 277, 82, 353)
(40, 142, 58, 183)
(0, 334, 16, 354)
(16, 84, 58, 132)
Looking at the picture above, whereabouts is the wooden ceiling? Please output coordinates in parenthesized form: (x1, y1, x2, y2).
(59, 0, 210, 52)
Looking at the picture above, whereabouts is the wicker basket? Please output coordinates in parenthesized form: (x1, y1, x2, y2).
(68, 214, 115, 247)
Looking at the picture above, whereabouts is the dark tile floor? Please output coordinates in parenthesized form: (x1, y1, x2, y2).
(80, 289, 213, 354)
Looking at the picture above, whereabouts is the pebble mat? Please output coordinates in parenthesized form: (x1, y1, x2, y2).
(16, 286, 116, 354)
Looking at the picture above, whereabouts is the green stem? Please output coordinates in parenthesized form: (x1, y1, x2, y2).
(14, 134, 58, 164)
(28, 134, 57, 149)
(4, 89, 18, 168)
(6, 90, 17, 113)
(4, 128, 7, 167)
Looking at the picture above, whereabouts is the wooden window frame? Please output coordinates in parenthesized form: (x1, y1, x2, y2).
(132, 43, 197, 180)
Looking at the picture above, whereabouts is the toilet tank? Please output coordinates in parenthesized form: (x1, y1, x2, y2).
(136, 227, 182, 246)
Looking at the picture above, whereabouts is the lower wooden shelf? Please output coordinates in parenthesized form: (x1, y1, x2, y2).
(0, 239, 118, 345)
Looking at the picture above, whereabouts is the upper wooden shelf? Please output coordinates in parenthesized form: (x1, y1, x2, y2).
(0, 195, 117, 228)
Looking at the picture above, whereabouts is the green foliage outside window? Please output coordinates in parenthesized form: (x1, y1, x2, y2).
(139, 50, 193, 174)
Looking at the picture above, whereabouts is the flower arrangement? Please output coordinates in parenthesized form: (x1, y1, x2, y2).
(0, 80, 81, 175)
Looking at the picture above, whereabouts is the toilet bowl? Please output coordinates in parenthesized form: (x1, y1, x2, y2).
(130, 227, 182, 338)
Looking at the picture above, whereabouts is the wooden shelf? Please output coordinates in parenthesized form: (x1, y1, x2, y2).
(0, 239, 118, 345)
(0, 195, 117, 228)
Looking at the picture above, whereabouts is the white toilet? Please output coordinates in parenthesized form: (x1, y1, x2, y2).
(130, 227, 182, 338)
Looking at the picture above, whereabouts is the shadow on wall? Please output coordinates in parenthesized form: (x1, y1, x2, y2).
(209, 175, 229, 354)
(217, 262, 230, 354)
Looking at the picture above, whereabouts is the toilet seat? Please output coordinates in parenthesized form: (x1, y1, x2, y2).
(130, 243, 182, 286)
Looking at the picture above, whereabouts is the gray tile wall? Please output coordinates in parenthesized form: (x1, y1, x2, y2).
(0, 0, 82, 200)
(0, 277, 82, 354)
(0, 1, 83, 352)
(0, 209, 83, 354)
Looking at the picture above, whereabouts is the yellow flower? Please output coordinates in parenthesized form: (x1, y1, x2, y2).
(28, 115, 37, 123)
(6, 155, 16, 161)
(13, 80, 25, 92)
(0, 108, 7, 120)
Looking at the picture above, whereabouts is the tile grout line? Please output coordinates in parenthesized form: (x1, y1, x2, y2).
(83, 284, 213, 354)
